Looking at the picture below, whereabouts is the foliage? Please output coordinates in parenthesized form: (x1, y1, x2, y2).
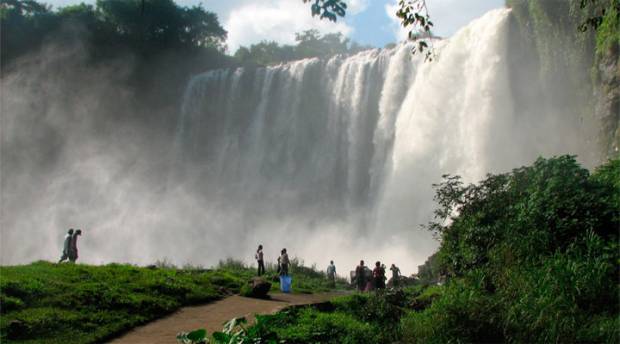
(0, 0, 228, 66)
(592, 0, 620, 55)
(303, 0, 346, 22)
(415, 251, 441, 284)
(402, 156, 620, 343)
(233, 30, 372, 66)
(401, 278, 502, 343)
(177, 328, 208, 344)
(176, 157, 617, 344)
(0, 258, 341, 343)
(0, 261, 242, 343)
(395, 0, 434, 61)
(218, 257, 349, 294)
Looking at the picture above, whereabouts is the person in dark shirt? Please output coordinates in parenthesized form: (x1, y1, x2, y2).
(58, 229, 74, 263)
(390, 264, 401, 287)
(69, 229, 82, 263)
(355, 260, 366, 291)
(373, 261, 386, 290)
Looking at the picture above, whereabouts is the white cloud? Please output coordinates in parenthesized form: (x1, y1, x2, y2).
(224, 0, 354, 53)
(385, 1, 409, 42)
(347, 0, 370, 14)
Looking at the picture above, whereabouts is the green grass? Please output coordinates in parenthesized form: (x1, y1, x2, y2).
(217, 257, 350, 294)
(0, 259, 342, 343)
(213, 156, 620, 344)
(212, 287, 434, 344)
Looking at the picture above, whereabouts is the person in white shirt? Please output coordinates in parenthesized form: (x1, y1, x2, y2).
(255, 244, 265, 276)
(326, 260, 336, 287)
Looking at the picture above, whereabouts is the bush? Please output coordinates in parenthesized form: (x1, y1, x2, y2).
(500, 231, 619, 343)
(403, 156, 620, 343)
(401, 278, 502, 343)
(274, 308, 380, 344)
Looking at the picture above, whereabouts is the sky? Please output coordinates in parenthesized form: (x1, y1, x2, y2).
(44, 0, 505, 54)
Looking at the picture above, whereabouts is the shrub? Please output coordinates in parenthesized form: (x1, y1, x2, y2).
(401, 278, 502, 343)
(403, 156, 620, 343)
(274, 308, 380, 344)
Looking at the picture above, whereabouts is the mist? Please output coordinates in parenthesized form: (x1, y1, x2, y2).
(1, 8, 598, 275)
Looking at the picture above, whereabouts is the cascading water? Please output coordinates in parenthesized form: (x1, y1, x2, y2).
(1, 9, 595, 272)
(176, 8, 594, 273)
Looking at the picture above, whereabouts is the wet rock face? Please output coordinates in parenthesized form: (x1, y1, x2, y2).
(596, 44, 620, 159)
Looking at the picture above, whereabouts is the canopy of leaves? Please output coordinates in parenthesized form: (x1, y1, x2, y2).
(0, 0, 227, 67)
(233, 29, 371, 66)
(410, 156, 620, 342)
(303, 0, 347, 22)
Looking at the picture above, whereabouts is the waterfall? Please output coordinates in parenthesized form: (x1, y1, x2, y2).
(176, 8, 594, 272)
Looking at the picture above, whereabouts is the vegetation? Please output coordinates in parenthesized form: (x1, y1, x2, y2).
(406, 155, 619, 343)
(415, 252, 441, 285)
(234, 30, 371, 66)
(179, 156, 619, 344)
(0, 0, 229, 68)
(218, 258, 349, 295)
(303, 0, 347, 22)
(0, 259, 342, 343)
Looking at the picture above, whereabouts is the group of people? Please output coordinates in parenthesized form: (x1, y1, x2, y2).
(58, 228, 83, 263)
(354, 260, 400, 291)
(254, 246, 402, 292)
(255, 244, 290, 276)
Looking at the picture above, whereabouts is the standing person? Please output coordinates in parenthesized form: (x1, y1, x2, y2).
(58, 229, 74, 263)
(279, 248, 290, 276)
(373, 261, 386, 290)
(355, 260, 366, 291)
(69, 229, 82, 263)
(255, 245, 265, 276)
(390, 264, 401, 287)
(326, 260, 336, 288)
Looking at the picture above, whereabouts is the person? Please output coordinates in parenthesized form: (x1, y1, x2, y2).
(373, 261, 386, 290)
(355, 260, 366, 291)
(390, 264, 401, 287)
(279, 248, 290, 276)
(58, 229, 74, 263)
(69, 229, 82, 263)
(255, 244, 265, 276)
(326, 260, 336, 287)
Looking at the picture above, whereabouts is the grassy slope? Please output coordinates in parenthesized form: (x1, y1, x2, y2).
(0, 259, 344, 343)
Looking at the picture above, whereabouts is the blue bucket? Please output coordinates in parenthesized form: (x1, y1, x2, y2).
(280, 275, 292, 293)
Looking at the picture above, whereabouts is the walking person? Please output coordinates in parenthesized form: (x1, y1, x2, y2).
(355, 260, 366, 291)
(69, 229, 82, 263)
(326, 260, 336, 288)
(373, 261, 386, 290)
(255, 244, 265, 276)
(390, 264, 401, 287)
(58, 229, 74, 263)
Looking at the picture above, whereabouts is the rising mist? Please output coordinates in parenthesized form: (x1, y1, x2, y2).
(1, 9, 598, 274)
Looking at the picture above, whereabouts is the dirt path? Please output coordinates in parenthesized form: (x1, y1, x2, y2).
(108, 292, 343, 344)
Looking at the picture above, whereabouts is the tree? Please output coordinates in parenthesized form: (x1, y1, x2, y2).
(302, 0, 347, 22)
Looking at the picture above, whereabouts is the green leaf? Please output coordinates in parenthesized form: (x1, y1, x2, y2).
(212, 331, 230, 342)
(187, 328, 208, 341)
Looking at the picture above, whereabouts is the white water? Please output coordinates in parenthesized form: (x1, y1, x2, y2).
(176, 9, 594, 273)
(2, 9, 594, 274)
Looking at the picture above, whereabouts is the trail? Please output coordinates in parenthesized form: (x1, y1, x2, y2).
(108, 292, 343, 344)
